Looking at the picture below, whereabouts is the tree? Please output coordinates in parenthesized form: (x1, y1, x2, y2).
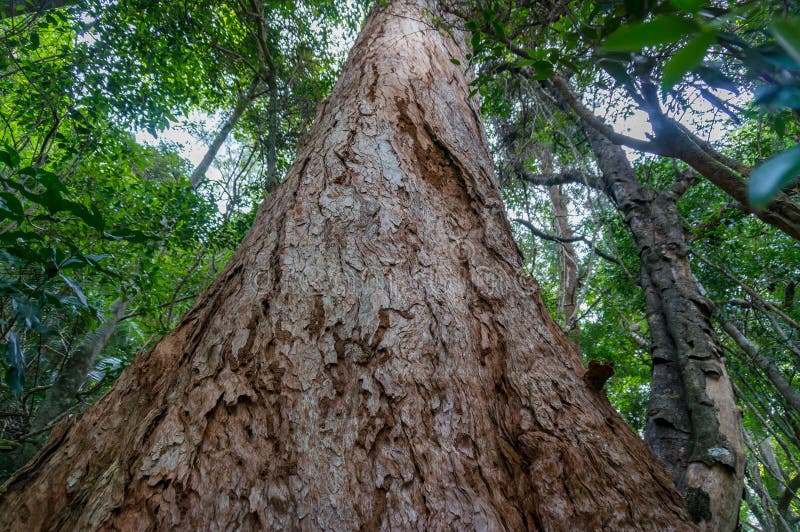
(0, 0, 694, 528)
(495, 77, 745, 530)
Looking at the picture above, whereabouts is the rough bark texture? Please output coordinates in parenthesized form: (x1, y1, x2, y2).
(0, 1, 693, 529)
(581, 124, 744, 531)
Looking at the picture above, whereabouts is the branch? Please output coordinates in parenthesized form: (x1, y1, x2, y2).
(512, 218, 620, 265)
(694, 253, 800, 333)
(717, 316, 800, 414)
(548, 77, 670, 156)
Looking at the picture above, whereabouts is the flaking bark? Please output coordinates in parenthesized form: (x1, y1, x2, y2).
(0, 1, 693, 528)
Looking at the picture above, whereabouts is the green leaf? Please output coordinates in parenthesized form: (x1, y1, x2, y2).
(770, 18, 800, 67)
(449, 58, 461, 65)
(671, 0, 705, 13)
(696, 65, 737, 93)
(0, 193, 24, 220)
(748, 144, 800, 208)
(624, 0, 647, 19)
(602, 16, 699, 51)
(0, 147, 20, 169)
(662, 30, 717, 92)
(471, 32, 481, 52)
(61, 275, 89, 306)
(531, 60, 554, 80)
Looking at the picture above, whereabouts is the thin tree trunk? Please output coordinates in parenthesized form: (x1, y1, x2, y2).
(548, 184, 579, 339)
(31, 299, 129, 433)
(580, 121, 744, 530)
(264, 72, 279, 191)
(0, 1, 693, 529)
(189, 81, 259, 189)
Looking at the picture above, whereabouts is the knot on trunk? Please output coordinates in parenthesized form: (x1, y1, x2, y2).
(583, 360, 614, 392)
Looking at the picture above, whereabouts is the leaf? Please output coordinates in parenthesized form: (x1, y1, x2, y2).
(449, 58, 461, 65)
(471, 32, 481, 52)
(0, 147, 20, 169)
(754, 85, 800, 111)
(696, 65, 738, 93)
(61, 275, 89, 307)
(4, 333, 24, 397)
(58, 256, 88, 270)
(662, 30, 717, 92)
(12, 298, 45, 331)
(770, 18, 800, 67)
(748, 144, 800, 208)
(602, 16, 698, 51)
(0, 192, 24, 220)
(624, 0, 647, 19)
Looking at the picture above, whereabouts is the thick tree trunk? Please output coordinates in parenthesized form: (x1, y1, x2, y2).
(0, 1, 692, 528)
(581, 123, 745, 531)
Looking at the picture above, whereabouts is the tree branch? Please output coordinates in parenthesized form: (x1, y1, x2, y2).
(512, 218, 620, 265)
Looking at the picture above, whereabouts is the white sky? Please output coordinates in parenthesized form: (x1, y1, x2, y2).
(135, 111, 224, 183)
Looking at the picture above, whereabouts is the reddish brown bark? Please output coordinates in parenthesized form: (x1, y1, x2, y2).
(0, 1, 693, 528)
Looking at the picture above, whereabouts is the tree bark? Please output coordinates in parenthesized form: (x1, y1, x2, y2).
(0, 1, 693, 529)
(264, 71, 280, 191)
(579, 122, 744, 531)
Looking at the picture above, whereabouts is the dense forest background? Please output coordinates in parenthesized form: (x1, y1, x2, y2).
(0, 0, 798, 528)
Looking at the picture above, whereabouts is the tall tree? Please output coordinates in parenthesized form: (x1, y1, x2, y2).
(0, 0, 693, 528)
(496, 79, 745, 529)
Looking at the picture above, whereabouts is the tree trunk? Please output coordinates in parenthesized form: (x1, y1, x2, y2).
(264, 71, 280, 191)
(189, 81, 259, 189)
(548, 184, 580, 340)
(0, 1, 693, 529)
(580, 122, 745, 531)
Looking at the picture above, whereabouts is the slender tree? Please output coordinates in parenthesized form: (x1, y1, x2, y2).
(0, 1, 694, 528)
